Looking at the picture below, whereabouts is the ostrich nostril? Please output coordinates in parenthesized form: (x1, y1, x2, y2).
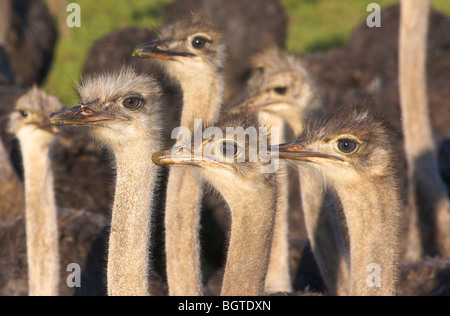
(80, 108, 93, 116)
(287, 144, 303, 152)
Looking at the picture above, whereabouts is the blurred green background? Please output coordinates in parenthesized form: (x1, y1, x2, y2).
(42, 0, 450, 106)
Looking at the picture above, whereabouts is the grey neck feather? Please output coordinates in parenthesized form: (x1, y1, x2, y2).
(19, 134, 60, 296)
(334, 179, 399, 296)
(107, 140, 159, 296)
(179, 69, 223, 125)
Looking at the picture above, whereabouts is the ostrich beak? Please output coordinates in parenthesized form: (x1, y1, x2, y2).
(267, 141, 344, 163)
(152, 145, 216, 167)
(49, 105, 130, 127)
(133, 40, 195, 60)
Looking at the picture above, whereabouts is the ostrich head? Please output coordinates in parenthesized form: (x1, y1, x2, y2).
(49, 68, 162, 153)
(8, 86, 63, 146)
(133, 13, 225, 81)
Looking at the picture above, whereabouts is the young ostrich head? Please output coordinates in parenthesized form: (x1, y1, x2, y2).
(133, 13, 225, 84)
(229, 47, 323, 136)
(153, 112, 278, 296)
(8, 87, 63, 144)
(153, 113, 276, 197)
(49, 68, 162, 152)
(269, 111, 402, 296)
(49, 68, 163, 296)
(271, 112, 399, 189)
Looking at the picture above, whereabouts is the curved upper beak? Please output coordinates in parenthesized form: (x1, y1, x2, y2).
(152, 145, 202, 167)
(49, 105, 130, 127)
(267, 140, 344, 163)
(152, 145, 219, 167)
(133, 39, 196, 60)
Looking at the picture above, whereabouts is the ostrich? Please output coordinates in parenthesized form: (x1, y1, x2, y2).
(163, 0, 287, 105)
(399, 0, 450, 259)
(7, 87, 63, 296)
(269, 112, 401, 296)
(0, 0, 57, 86)
(134, 13, 225, 295)
(153, 113, 278, 296)
(49, 68, 163, 296)
(82, 27, 182, 149)
(230, 48, 349, 295)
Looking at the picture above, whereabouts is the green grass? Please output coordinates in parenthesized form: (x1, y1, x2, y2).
(42, 0, 450, 106)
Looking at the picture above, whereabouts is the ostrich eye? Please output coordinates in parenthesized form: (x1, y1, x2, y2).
(192, 37, 208, 49)
(122, 97, 143, 110)
(19, 110, 29, 118)
(337, 139, 358, 154)
(219, 141, 239, 158)
(274, 86, 288, 95)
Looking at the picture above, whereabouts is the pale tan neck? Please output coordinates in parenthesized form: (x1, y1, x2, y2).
(300, 169, 350, 296)
(164, 168, 204, 296)
(258, 119, 291, 292)
(264, 162, 291, 293)
(178, 69, 223, 125)
(336, 181, 400, 296)
(164, 66, 224, 296)
(219, 181, 277, 296)
(399, 0, 433, 158)
(19, 132, 59, 296)
(400, 0, 450, 258)
(107, 140, 159, 296)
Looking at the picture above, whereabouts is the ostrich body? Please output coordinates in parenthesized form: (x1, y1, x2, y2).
(153, 113, 277, 296)
(231, 48, 349, 295)
(399, 0, 450, 259)
(50, 68, 163, 296)
(134, 14, 225, 295)
(271, 112, 401, 296)
(0, 0, 57, 86)
(8, 87, 63, 296)
(0, 132, 24, 221)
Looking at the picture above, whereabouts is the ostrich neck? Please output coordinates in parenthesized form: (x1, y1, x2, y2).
(19, 133, 59, 296)
(178, 70, 223, 125)
(219, 181, 277, 296)
(107, 141, 158, 296)
(256, 114, 292, 292)
(335, 180, 400, 296)
(164, 68, 224, 296)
